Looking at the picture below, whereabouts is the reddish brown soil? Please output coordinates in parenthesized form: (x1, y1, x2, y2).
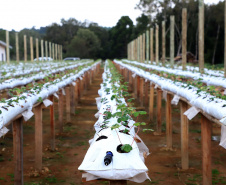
(0, 65, 226, 185)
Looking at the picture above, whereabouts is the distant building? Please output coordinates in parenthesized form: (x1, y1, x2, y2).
(0, 40, 12, 62)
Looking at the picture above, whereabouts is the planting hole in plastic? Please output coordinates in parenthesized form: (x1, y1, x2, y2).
(96, 135, 108, 141)
(116, 144, 127, 153)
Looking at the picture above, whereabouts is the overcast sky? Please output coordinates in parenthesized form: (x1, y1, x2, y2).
(0, 0, 222, 31)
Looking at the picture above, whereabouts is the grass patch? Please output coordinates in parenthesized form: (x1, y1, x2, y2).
(56, 152, 63, 158)
(76, 141, 86, 146)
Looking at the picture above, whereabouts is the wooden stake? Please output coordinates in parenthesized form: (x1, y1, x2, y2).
(129, 71, 133, 91)
(166, 93, 172, 149)
(30, 37, 34, 62)
(182, 8, 187, 70)
(144, 80, 149, 107)
(143, 33, 145, 63)
(16, 32, 19, 63)
(157, 88, 162, 133)
(13, 117, 23, 185)
(162, 21, 166, 65)
(134, 75, 137, 98)
(137, 76, 140, 99)
(50, 95, 55, 151)
(75, 81, 78, 107)
(149, 83, 155, 121)
(6, 30, 10, 64)
(52, 43, 55, 60)
(170, 16, 175, 68)
(156, 25, 159, 64)
(41, 40, 44, 62)
(140, 77, 144, 106)
(150, 28, 154, 64)
(36, 38, 39, 60)
(199, 0, 205, 73)
(34, 104, 43, 170)
(180, 101, 189, 169)
(45, 41, 48, 58)
(71, 84, 75, 115)
(146, 30, 150, 63)
(55, 44, 57, 60)
(58, 91, 64, 133)
(201, 114, 212, 185)
(49, 42, 51, 58)
(66, 86, 71, 122)
(24, 35, 27, 62)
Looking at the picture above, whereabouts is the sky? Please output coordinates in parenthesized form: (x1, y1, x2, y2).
(0, 0, 223, 31)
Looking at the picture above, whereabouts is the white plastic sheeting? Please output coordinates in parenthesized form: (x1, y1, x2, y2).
(79, 61, 150, 183)
(0, 61, 100, 135)
(114, 60, 226, 123)
(123, 59, 226, 88)
(114, 60, 226, 150)
(0, 60, 91, 79)
(0, 61, 92, 91)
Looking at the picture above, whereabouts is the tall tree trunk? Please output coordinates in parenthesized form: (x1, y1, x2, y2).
(212, 24, 220, 65)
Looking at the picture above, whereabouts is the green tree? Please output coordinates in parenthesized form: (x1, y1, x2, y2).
(109, 16, 134, 59)
(66, 28, 100, 58)
(88, 23, 110, 59)
(134, 14, 150, 38)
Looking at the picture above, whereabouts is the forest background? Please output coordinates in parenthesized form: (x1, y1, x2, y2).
(0, 0, 224, 65)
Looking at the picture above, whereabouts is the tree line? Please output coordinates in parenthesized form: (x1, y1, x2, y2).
(0, 0, 225, 65)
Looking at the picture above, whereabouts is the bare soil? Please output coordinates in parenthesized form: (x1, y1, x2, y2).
(0, 65, 226, 185)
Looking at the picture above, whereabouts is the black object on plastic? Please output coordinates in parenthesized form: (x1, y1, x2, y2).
(104, 151, 113, 166)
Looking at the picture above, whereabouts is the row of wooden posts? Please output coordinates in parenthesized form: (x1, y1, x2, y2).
(5, 30, 63, 64)
(10, 63, 100, 185)
(127, 0, 226, 77)
(115, 62, 215, 185)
